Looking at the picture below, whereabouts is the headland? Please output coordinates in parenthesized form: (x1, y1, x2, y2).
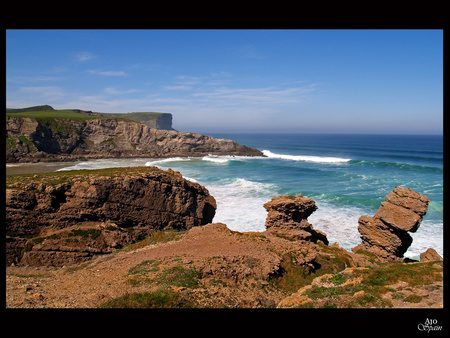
(6, 105, 263, 163)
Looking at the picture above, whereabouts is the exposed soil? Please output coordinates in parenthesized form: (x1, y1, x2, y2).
(6, 223, 443, 309)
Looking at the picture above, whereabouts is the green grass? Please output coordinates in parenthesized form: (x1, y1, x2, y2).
(6, 110, 105, 120)
(100, 288, 196, 308)
(6, 166, 164, 188)
(298, 261, 443, 308)
(127, 257, 201, 289)
(7, 105, 54, 113)
(68, 228, 102, 240)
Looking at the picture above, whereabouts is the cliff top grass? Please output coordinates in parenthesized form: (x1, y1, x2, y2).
(6, 107, 168, 128)
(6, 166, 171, 189)
(6, 109, 108, 120)
(7, 105, 167, 120)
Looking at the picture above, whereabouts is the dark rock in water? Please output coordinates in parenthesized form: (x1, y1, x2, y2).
(263, 194, 328, 245)
(352, 186, 430, 261)
(5, 167, 216, 266)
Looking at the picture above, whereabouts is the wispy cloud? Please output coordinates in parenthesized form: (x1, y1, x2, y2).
(192, 84, 318, 105)
(75, 51, 95, 62)
(19, 86, 66, 99)
(8, 76, 65, 84)
(87, 70, 127, 76)
(103, 87, 140, 95)
(163, 85, 193, 91)
(238, 45, 266, 60)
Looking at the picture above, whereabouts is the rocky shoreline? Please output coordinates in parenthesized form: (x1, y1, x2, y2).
(6, 114, 263, 163)
(5, 167, 443, 308)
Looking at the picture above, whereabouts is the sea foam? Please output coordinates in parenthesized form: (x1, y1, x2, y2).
(262, 150, 351, 163)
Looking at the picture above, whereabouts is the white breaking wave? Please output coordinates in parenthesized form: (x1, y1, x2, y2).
(262, 150, 351, 163)
(201, 154, 264, 164)
(57, 158, 150, 171)
(145, 157, 193, 166)
(201, 155, 230, 163)
(205, 178, 278, 232)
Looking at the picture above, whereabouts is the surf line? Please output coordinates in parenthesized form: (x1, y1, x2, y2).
(262, 150, 351, 163)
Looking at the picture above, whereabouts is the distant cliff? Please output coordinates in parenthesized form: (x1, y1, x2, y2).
(6, 107, 263, 162)
(105, 112, 174, 130)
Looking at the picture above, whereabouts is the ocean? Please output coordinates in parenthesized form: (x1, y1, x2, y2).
(9, 133, 443, 259)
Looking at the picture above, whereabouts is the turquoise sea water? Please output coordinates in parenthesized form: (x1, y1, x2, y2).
(55, 133, 443, 259)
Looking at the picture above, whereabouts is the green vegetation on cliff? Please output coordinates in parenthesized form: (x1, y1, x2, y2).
(6, 106, 173, 129)
(6, 108, 110, 123)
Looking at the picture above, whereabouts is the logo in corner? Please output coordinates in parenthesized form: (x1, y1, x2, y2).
(418, 318, 443, 333)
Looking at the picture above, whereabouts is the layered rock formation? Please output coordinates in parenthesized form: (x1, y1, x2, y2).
(352, 186, 430, 260)
(106, 112, 174, 130)
(6, 179, 443, 309)
(263, 194, 328, 245)
(6, 166, 216, 266)
(6, 115, 263, 162)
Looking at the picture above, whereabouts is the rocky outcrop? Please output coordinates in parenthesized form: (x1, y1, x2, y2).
(6, 183, 443, 309)
(352, 186, 430, 260)
(263, 194, 328, 245)
(6, 115, 263, 163)
(420, 248, 443, 262)
(6, 166, 216, 266)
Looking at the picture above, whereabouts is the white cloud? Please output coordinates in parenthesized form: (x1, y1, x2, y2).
(191, 85, 317, 104)
(238, 45, 266, 59)
(88, 70, 127, 76)
(163, 85, 193, 91)
(19, 86, 66, 99)
(75, 51, 95, 62)
(175, 75, 203, 85)
(8, 76, 65, 84)
(103, 87, 140, 95)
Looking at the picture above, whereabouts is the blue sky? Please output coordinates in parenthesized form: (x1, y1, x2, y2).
(6, 29, 443, 134)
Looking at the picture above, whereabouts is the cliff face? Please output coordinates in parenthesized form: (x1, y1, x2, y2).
(6, 166, 216, 266)
(107, 112, 174, 130)
(6, 116, 263, 162)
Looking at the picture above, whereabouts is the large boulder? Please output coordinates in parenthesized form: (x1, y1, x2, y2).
(6, 166, 217, 266)
(263, 194, 328, 244)
(352, 187, 429, 260)
(420, 248, 443, 262)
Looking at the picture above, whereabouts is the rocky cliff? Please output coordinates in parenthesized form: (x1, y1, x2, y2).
(6, 166, 216, 266)
(6, 181, 443, 309)
(106, 112, 174, 130)
(6, 112, 263, 162)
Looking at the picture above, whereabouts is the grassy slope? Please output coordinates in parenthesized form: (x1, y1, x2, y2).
(6, 110, 106, 120)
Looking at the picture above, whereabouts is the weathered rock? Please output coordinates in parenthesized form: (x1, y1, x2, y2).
(352, 187, 429, 261)
(6, 167, 216, 266)
(263, 195, 328, 244)
(374, 202, 421, 232)
(385, 186, 430, 216)
(420, 248, 443, 262)
(354, 216, 412, 260)
(6, 115, 263, 162)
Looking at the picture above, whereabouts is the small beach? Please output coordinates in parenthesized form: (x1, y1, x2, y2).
(6, 161, 79, 175)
